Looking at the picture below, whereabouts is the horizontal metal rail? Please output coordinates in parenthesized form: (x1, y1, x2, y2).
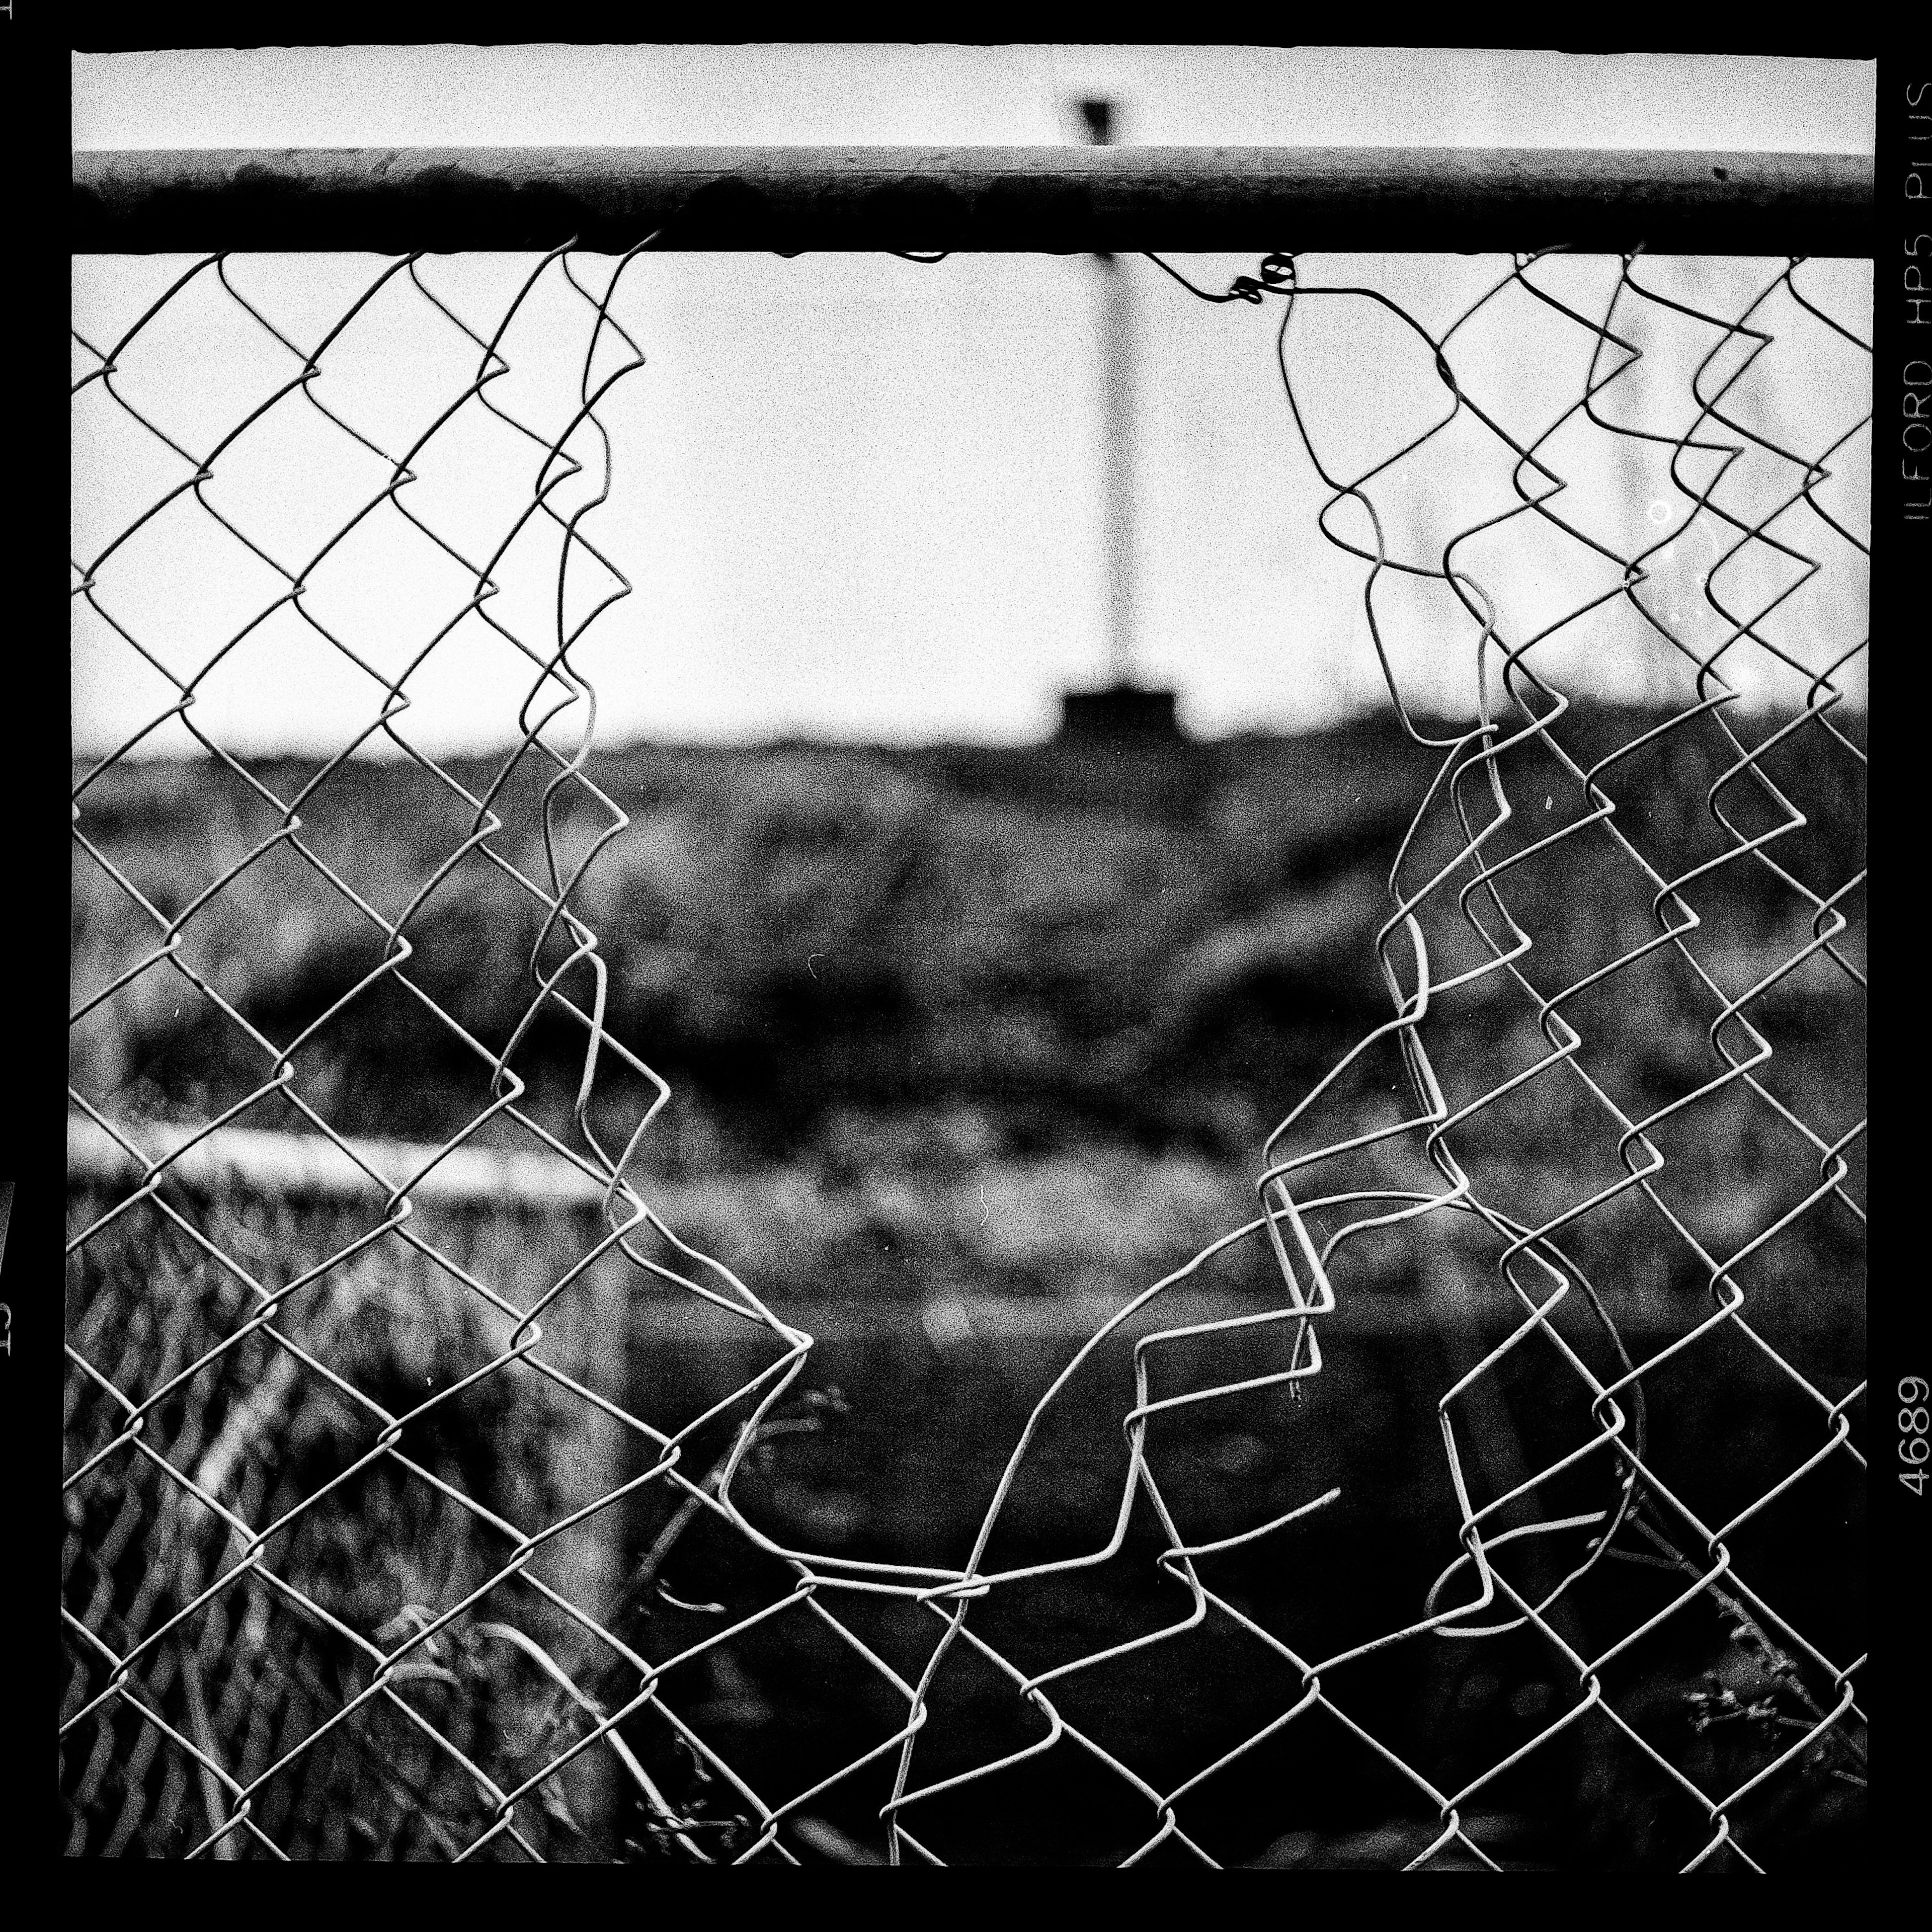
(64, 1114, 1857, 1343)
(72, 144, 1875, 256)
(66, 1112, 613, 1212)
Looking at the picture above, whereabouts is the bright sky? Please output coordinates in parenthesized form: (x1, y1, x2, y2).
(72, 44, 1874, 152)
(71, 47, 1876, 754)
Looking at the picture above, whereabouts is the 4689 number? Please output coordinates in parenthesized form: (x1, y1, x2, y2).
(1903, 1378, 1930, 1494)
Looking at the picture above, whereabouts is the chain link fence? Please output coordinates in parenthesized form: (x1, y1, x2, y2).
(68, 232, 1866, 1866)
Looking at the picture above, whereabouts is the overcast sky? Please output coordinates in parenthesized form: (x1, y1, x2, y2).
(73, 44, 1874, 152)
(72, 47, 1875, 755)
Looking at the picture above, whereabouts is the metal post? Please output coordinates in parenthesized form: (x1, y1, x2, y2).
(1082, 100, 1138, 693)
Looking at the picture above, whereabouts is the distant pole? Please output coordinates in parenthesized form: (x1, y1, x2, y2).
(1056, 100, 1176, 744)
(1080, 98, 1136, 691)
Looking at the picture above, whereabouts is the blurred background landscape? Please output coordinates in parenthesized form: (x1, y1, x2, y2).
(66, 703, 1867, 1864)
(70, 706, 1866, 1308)
(66, 40, 1870, 1868)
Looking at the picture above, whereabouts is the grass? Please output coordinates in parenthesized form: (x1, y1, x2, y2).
(65, 703, 1866, 1863)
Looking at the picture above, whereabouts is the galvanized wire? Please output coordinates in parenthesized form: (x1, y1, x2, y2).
(66, 239, 1866, 1867)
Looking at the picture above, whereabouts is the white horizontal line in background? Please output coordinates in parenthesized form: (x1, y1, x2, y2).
(64, 1114, 1821, 1345)
(67, 1111, 614, 1212)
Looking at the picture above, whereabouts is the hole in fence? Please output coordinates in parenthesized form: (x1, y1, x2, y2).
(68, 242, 1866, 1865)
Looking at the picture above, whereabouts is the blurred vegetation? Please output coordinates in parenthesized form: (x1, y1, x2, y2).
(66, 706, 1865, 1864)
(72, 705, 1865, 1306)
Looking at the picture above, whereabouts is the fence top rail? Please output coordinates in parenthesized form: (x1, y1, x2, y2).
(73, 144, 1875, 257)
